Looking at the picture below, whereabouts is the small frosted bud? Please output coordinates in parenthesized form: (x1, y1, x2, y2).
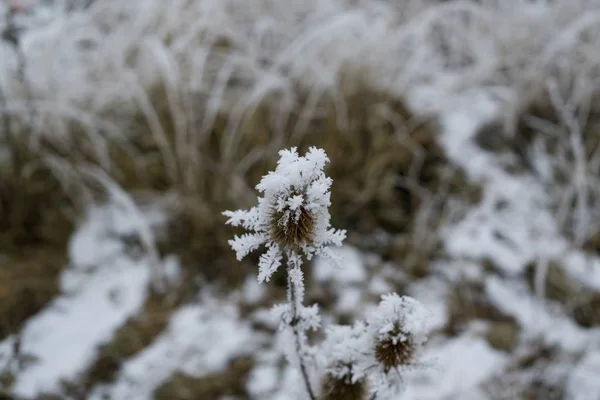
(321, 371, 368, 400)
(368, 294, 432, 375)
(374, 322, 416, 372)
(268, 192, 315, 251)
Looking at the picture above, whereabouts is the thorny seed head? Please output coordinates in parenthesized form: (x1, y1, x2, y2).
(374, 322, 416, 372)
(223, 147, 346, 283)
(321, 371, 368, 400)
(268, 192, 315, 251)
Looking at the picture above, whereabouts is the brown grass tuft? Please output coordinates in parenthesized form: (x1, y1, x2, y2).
(571, 292, 600, 328)
(476, 81, 600, 247)
(0, 251, 66, 340)
(135, 83, 480, 286)
(154, 356, 254, 400)
(445, 279, 518, 336)
(0, 156, 73, 255)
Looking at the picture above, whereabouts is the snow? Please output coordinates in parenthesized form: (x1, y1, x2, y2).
(368, 275, 393, 295)
(400, 335, 508, 400)
(11, 261, 150, 397)
(89, 298, 261, 400)
(247, 362, 280, 398)
(567, 351, 600, 400)
(3, 1, 600, 399)
(242, 275, 268, 305)
(424, 88, 600, 400)
(563, 252, 600, 291)
(406, 275, 450, 333)
(486, 276, 589, 353)
(312, 245, 370, 314)
(335, 287, 363, 314)
(1, 203, 155, 398)
(439, 95, 567, 276)
(313, 245, 366, 284)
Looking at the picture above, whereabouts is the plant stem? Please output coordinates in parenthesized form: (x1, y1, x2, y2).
(287, 255, 316, 400)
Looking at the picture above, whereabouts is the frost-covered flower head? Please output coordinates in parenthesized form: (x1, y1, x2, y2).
(366, 293, 432, 396)
(223, 147, 346, 283)
(320, 322, 370, 400)
(369, 294, 431, 369)
(318, 294, 433, 398)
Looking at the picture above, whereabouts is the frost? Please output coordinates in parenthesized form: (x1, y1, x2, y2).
(229, 232, 268, 262)
(224, 146, 350, 400)
(271, 303, 321, 333)
(368, 293, 433, 348)
(316, 294, 434, 399)
(257, 244, 283, 283)
(365, 294, 434, 398)
(224, 147, 346, 283)
(320, 322, 370, 382)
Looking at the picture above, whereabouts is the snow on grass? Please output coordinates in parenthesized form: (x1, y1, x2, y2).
(425, 88, 600, 399)
(89, 296, 261, 400)
(334, 287, 363, 314)
(1, 203, 156, 398)
(562, 251, 600, 292)
(11, 260, 151, 398)
(399, 334, 508, 400)
(438, 92, 567, 275)
(567, 350, 600, 400)
(485, 276, 588, 353)
(405, 271, 451, 333)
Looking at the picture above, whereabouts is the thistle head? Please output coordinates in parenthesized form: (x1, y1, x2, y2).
(374, 321, 416, 372)
(321, 369, 368, 400)
(369, 294, 432, 372)
(267, 189, 316, 251)
(320, 323, 370, 400)
(223, 147, 346, 283)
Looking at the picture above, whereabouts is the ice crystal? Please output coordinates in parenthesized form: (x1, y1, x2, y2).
(223, 147, 346, 283)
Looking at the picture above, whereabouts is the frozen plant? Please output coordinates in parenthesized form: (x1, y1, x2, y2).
(319, 294, 432, 400)
(224, 147, 433, 399)
(223, 146, 346, 283)
(224, 146, 345, 399)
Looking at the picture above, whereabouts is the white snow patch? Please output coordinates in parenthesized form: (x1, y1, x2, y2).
(567, 351, 600, 400)
(368, 275, 393, 295)
(407, 276, 450, 333)
(11, 261, 150, 397)
(161, 254, 182, 287)
(440, 93, 567, 276)
(247, 363, 280, 398)
(243, 275, 268, 305)
(400, 335, 508, 400)
(2, 202, 156, 398)
(89, 298, 260, 400)
(563, 251, 600, 291)
(335, 287, 363, 314)
(313, 245, 366, 284)
(486, 276, 588, 352)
